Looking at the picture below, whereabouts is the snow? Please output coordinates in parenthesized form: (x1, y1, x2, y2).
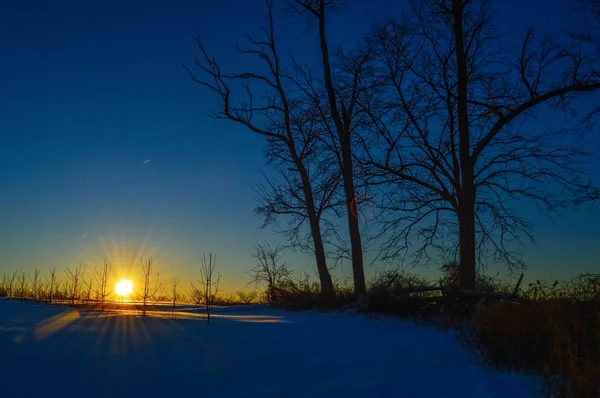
(0, 298, 539, 397)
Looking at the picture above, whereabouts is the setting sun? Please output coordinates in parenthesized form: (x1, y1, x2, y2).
(116, 279, 133, 297)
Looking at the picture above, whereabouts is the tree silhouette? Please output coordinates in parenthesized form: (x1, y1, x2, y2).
(91, 258, 113, 311)
(290, 0, 370, 294)
(65, 263, 85, 305)
(236, 290, 259, 304)
(359, 0, 600, 288)
(249, 241, 292, 301)
(190, 253, 220, 325)
(253, 106, 346, 271)
(137, 257, 162, 316)
(17, 271, 27, 299)
(46, 268, 56, 303)
(170, 276, 180, 311)
(6, 271, 17, 298)
(184, 0, 338, 296)
(30, 269, 41, 300)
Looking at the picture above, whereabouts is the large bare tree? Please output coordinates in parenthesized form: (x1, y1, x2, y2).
(184, 0, 338, 296)
(291, 0, 371, 295)
(360, 0, 600, 288)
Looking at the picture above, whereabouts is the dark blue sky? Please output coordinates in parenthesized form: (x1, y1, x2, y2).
(1, 0, 598, 289)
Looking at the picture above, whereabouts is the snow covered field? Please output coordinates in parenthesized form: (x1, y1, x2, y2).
(0, 298, 539, 397)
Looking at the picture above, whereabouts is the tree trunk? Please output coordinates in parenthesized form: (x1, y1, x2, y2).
(341, 137, 366, 295)
(452, 0, 477, 290)
(458, 198, 477, 289)
(295, 153, 335, 297)
(316, 0, 366, 295)
(308, 214, 335, 297)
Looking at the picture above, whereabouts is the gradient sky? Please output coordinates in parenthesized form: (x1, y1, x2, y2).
(1, 0, 598, 292)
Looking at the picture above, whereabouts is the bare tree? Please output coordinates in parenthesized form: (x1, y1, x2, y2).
(574, 0, 600, 114)
(170, 276, 180, 311)
(253, 108, 346, 267)
(184, 0, 337, 297)
(56, 281, 68, 301)
(577, 0, 600, 47)
(82, 276, 93, 303)
(178, 291, 189, 305)
(17, 271, 27, 299)
(359, 0, 600, 289)
(291, 0, 371, 295)
(92, 258, 113, 311)
(65, 263, 85, 305)
(46, 268, 56, 303)
(190, 253, 220, 325)
(249, 241, 292, 301)
(136, 257, 162, 316)
(6, 271, 17, 298)
(30, 269, 41, 301)
(236, 290, 259, 304)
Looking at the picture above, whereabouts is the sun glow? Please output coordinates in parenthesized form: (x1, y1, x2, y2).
(116, 279, 133, 297)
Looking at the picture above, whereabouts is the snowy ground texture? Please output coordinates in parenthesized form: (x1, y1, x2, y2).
(0, 298, 540, 397)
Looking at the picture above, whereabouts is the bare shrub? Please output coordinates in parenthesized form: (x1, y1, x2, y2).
(213, 293, 237, 306)
(16, 271, 27, 299)
(361, 270, 439, 317)
(236, 290, 258, 304)
(82, 276, 93, 303)
(170, 276, 180, 310)
(178, 292, 189, 304)
(7, 271, 17, 298)
(91, 258, 113, 311)
(190, 253, 220, 325)
(46, 268, 57, 303)
(440, 261, 510, 292)
(136, 257, 162, 316)
(30, 269, 41, 300)
(65, 263, 85, 304)
(249, 241, 291, 301)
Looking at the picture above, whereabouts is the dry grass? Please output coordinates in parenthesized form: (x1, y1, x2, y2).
(457, 275, 600, 398)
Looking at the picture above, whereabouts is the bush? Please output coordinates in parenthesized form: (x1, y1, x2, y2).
(269, 276, 355, 311)
(357, 270, 441, 318)
(236, 290, 259, 304)
(440, 261, 512, 292)
(457, 274, 600, 398)
(211, 293, 239, 306)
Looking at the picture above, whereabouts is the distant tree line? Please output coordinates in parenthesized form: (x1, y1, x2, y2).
(185, 0, 600, 296)
(0, 254, 266, 313)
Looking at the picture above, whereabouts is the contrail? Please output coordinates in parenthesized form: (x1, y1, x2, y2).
(143, 159, 150, 164)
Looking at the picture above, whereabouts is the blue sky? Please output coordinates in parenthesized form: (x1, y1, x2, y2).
(0, 0, 598, 290)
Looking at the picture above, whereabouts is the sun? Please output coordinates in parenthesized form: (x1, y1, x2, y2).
(116, 279, 133, 297)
